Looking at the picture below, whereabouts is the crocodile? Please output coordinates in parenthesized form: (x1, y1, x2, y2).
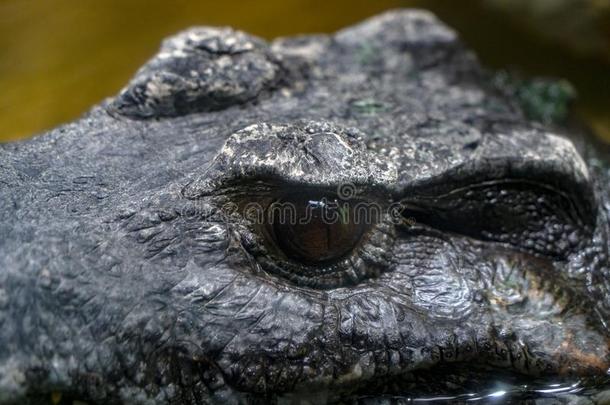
(0, 9, 609, 404)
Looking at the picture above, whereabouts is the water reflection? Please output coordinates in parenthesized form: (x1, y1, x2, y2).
(359, 376, 610, 403)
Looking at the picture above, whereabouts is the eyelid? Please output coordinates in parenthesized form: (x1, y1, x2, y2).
(400, 179, 594, 258)
(404, 178, 592, 224)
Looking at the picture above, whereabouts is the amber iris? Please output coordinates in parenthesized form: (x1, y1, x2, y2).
(269, 196, 367, 264)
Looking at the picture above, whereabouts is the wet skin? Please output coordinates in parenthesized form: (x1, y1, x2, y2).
(0, 10, 609, 404)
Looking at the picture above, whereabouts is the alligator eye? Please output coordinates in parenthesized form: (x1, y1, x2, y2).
(268, 195, 368, 264)
(228, 185, 394, 288)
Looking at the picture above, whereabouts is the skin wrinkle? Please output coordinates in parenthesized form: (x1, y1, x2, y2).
(1, 8, 610, 405)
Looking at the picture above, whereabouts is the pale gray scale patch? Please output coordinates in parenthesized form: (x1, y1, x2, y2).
(394, 126, 590, 190)
(110, 27, 284, 118)
(334, 9, 457, 50)
(334, 9, 459, 73)
(183, 121, 399, 198)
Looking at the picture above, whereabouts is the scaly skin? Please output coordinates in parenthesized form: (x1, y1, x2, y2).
(0, 10, 609, 404)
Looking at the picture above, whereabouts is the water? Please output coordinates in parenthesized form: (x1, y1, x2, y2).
(358, 375, 610, 403)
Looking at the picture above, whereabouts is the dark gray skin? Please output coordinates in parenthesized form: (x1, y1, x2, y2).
(1, 9, 609, 404)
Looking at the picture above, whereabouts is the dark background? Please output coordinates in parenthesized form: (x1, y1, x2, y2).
(0, 0, 608, 142)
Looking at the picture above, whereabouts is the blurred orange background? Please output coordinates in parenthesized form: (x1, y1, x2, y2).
(0, 0, 608, 142)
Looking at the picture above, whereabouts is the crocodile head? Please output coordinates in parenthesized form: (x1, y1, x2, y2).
(1, 9, 609, 404)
